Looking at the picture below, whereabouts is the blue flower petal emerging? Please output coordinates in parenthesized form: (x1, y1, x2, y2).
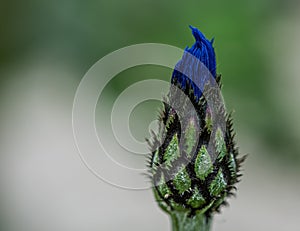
(171, 26, 217, 101)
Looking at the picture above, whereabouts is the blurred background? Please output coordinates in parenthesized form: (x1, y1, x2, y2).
(1, 0, 300, 230)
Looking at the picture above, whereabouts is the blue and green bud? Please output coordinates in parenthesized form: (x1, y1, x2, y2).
(148, 26, 245, 230)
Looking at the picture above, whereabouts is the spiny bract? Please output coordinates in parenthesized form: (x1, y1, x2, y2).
(148, 26, 245, 218)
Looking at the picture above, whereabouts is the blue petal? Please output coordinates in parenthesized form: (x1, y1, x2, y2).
(171, 26, 217, 101)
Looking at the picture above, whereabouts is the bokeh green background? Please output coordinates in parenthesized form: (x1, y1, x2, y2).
(1, 0, 299, 230)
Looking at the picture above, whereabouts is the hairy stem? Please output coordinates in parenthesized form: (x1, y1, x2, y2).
(171, 212, 212, 231)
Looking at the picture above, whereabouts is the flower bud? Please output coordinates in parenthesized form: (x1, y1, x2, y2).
(148, 26, 245, 219)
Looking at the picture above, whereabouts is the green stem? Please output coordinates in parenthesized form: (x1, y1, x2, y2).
(170, 211, 212, 231)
